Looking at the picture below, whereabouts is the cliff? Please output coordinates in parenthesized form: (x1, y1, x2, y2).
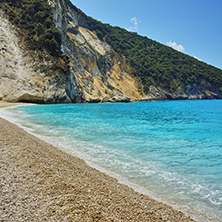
(0, 8, 82, 103)
(0, 0, 222, 103)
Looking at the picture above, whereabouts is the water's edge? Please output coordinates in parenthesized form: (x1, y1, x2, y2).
(0, 105, 198, 221)
(1, 101, 222, 222)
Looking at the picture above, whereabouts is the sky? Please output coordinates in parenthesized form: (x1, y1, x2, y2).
(71, 0, 222, 70)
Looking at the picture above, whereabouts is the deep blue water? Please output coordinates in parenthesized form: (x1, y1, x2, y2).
(1, 100, 222, 221)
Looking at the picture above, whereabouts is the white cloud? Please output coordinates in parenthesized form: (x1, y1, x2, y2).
(167, 41, 185, 52)
(129, 17, 139, 31)
(194, 56, 202, 61)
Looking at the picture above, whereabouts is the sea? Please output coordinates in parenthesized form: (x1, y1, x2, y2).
(0, 100, 222, 221)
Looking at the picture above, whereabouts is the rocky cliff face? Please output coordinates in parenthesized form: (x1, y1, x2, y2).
(47, 0, 144, 103)
(0, 0, 221, 103)
(0, 9, 82, 103)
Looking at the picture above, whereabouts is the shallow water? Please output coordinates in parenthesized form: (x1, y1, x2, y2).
(1, 100, 222, 221)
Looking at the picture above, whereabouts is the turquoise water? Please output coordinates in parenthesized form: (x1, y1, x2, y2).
(1, 100, 222, 221)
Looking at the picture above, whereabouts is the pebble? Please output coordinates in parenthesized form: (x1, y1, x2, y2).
(0, 117, 196, 221)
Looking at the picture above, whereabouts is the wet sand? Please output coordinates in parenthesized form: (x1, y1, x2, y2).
(0, 101, 33, 108)
(0, 102, 195, 221)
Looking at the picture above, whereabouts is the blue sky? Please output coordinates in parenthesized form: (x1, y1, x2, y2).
(71, 0, 222, 70)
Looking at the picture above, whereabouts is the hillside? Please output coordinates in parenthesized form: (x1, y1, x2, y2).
(65, 0, 222, 93)
(0, 0, 222, 103)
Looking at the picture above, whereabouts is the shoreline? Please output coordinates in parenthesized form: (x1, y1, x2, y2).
(0, 104, 197, 221)
(0, 101, 35, 108)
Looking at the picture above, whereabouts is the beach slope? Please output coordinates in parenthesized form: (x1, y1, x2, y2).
(0, 116, 195, 221)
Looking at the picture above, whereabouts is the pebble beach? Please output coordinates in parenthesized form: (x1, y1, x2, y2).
(0, 102, 196, 221)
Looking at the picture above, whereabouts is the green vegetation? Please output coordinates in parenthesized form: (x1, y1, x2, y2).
(103, 28, 222, 92)
(1, 0, 222, 91)
(66, 0, 222, 92)
(1, 0, 69, 74)
(90, 24, 222, 92)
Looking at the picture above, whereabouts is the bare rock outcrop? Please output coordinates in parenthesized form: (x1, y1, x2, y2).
(0, 10, 82, 103)
(0, 0, 221, 104)
(48, 0, 143, 103)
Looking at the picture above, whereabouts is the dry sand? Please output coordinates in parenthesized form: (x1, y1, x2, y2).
(0, 102, 196, 221)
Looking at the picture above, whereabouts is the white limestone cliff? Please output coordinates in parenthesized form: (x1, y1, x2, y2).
(0, 0, 221, 104)
(0, 10, 82, 103)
